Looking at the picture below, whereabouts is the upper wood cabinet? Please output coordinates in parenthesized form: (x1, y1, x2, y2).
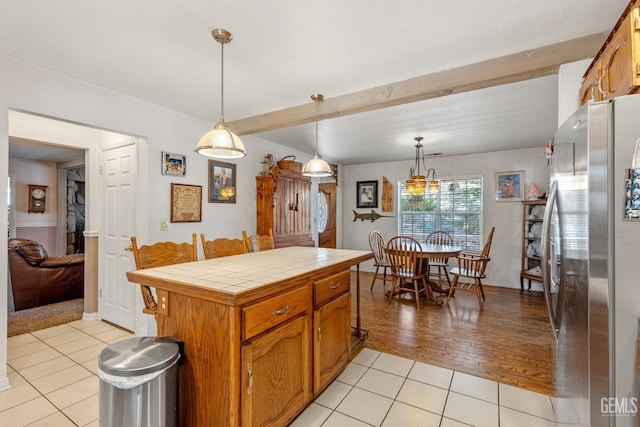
(580, 0, 640, 104)
(256, 168, 315, 248)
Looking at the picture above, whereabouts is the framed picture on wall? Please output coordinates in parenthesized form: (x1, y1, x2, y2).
(208, 160, 236, 203)
(357, 180, 378, 208)
(495, 170, 524, 202)
(162, 151, 187, 176)
(170, 183, 202, 222)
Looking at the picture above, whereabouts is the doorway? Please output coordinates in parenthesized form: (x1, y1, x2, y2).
(7, 111, 143, 333)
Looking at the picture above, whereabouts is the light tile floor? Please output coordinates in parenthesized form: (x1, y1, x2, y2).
(2, 320, 585, 426)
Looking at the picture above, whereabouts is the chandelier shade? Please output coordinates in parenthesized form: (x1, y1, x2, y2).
(406, 136, 439, 195)
(196, 29, 246, 159)
(302, 93, 332, 177)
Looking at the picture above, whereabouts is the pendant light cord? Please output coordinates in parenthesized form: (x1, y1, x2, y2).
(315, 99, 319, 155)
(220, 41, 225, 122)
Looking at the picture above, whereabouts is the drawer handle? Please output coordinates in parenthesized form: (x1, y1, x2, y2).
(329, 282, 342, 290)
(246, 363, 253, 395)
(272, 305, 291, 316)
(317, 325, 322, 344)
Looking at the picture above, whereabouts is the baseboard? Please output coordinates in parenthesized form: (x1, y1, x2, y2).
(0, 376, 10, 393)
(82, 312, 99, 321)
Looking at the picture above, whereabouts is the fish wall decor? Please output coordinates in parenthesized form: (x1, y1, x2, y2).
(352, 209, 394, 222)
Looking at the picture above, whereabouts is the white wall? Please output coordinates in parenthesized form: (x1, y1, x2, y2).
(342, 147, 550, 289)
(558, 59, 592, 125)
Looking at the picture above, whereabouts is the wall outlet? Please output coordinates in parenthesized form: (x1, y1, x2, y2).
(160, 218, 169, 231)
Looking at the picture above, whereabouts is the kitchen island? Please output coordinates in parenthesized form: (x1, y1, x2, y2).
(126, 246, 373, 426)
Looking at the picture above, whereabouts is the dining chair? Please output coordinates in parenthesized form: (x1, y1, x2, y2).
(130, 233, 197, 314)
(242, 228, 276, 252)
(368, 231, 392, 290)
(386, 236, 429, 309)
(200, 234, 247, 259)
(447, 227, 495, 308)
(425, 231, 453, 290)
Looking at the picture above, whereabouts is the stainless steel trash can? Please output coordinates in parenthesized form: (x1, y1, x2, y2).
(98, 337, 182, 427)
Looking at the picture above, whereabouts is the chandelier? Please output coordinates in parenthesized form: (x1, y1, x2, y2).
(301, 94, 332, 177)
(195, 29, 246, 159)
(406, 136, 439, 195)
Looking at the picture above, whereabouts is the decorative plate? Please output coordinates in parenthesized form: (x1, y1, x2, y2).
(530, 222, 543, 238)
(531, 204, 545, 219)
(531, 240, 542, 256)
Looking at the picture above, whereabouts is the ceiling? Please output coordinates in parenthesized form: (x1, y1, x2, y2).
(0, 1, 629, 165)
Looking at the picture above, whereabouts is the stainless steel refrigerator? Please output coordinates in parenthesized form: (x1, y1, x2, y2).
(542, 95, 640, 427)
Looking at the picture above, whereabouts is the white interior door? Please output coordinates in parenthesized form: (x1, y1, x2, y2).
(100, 143, 137, 330)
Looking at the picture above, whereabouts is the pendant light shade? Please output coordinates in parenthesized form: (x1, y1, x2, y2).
(406, 136, 439, 195)
(196, 29, 246, 159)
(302, 94, 332, 177)
(196, 121, 246, 159)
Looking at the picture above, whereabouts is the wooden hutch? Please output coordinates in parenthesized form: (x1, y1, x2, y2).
(256, 165, 315, 248)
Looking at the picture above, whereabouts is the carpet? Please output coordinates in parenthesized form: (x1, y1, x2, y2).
(8, 298, 84, 337)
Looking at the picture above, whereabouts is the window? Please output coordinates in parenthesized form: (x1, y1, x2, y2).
(399, 176, 483, 252)
(317, 191, 328, 233)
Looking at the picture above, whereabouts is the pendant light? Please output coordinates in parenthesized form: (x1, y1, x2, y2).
(196, 29, 246, 159)
(302, 94, 332, 177)
(406, 136, 439, 195)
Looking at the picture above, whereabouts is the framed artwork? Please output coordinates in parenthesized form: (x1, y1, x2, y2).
(624, 168, 640, 220)
(357, 180, 378, 208)
(495, 170, 524, 202)
(208, 160, 236, 203)
(162, 151, 187, 176)
(170, 183, 202, 222)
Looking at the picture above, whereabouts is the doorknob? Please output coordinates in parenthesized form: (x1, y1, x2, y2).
(124, 245, 133, 251)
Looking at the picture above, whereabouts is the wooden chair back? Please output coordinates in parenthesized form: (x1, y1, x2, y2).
(386, 236, 425, 279)
(425, 231, 453, 263)
(200, 234, 246, 259)
(479, 227, 495, 260)
(242, 228, 276, 253)
(386, 236, 427, 309)
(368, 231, 388, 265)
(368, 231, 392, 290)
(130, 234, 197, 314)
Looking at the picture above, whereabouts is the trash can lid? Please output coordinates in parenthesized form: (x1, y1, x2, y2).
(98, 337, 181, 377)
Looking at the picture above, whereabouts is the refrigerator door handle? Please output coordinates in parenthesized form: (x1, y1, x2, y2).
(541, 180, 559, 337)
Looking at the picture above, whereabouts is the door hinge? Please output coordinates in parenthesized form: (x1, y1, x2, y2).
(99, 289, 102, 298)
(635, 12, 640, 31)
(100, 166, 103, 175)
(636, 62, 640, 76)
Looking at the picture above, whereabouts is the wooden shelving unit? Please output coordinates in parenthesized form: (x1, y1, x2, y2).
(520, 199, 546, 293)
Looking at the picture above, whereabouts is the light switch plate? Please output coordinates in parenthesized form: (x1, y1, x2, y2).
(160, 218, 169, 231)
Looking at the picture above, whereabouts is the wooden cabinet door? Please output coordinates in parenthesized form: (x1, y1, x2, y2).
(274, 174, 311, 238)
(241, 315, 312, 427)
(313, 292, 351, 394)
(601, 12, 636, 100)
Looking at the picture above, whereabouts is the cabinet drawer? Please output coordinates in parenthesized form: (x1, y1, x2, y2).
(243, 285, 310, 340)
(314, 270, 350, 306)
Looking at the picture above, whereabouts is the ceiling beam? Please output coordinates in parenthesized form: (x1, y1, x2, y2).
(228, 32, 606, 135)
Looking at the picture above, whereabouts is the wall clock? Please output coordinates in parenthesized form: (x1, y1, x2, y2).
(28, 184, 48, 213)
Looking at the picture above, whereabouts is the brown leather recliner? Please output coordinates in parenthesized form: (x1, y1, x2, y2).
(8, 238, 84, 311)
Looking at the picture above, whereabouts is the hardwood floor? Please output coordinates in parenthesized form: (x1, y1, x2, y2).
(351, 272, 555, 396)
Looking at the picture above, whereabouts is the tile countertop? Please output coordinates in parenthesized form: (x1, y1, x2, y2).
(126, 246, 373, 305)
